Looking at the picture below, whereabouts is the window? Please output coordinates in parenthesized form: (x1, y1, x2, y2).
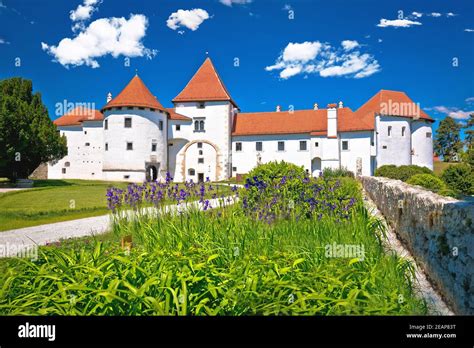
(402, 126, 406, 137)
(176, 124, 181, 131)
(85, 142, 90, 146)
(84, 131, 87, 135)
(278, 141, 285, 151)
(124, 175, 130, 179)
(104, 119, 108, 130)
(342, 140, 349, 151)
(199, 150, 203, 155)
(105, 143, 108, 151)
(126, 142, 133, 151)
(159, 120, 163, 131)
(194, 119, 205, 132)
(127, 107, 133, 110)
(197, 142, 203, 149)
(198, 158, 204, 164)
(64, 162, 70, 167)
(151, 143, 157, 152)
(188, 169, 195, 175)
(232, 167, 237, 172)
(382, 145, 387, 149)
(299, 141, 307, 151)
(197, 102, 205, 109)
(125, 117, 132, 128)
(256, 142, 262, 151)
(139, 107, 145, 110)
(315, 142, 319, 147)
(62, 168, 66, 174)
(236, 142, 242, 152)
(426, 132, 432, 138)
(388, 126, 392, 137)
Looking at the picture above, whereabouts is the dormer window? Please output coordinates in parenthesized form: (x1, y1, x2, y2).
(197, 102, 205, 109)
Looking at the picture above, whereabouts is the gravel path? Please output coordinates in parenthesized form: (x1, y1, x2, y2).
(0, 196, 236, 258)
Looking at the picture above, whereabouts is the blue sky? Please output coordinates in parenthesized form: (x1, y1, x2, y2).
(0, 0, 473, 136)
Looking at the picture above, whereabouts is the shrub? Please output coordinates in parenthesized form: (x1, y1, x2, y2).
(322, 167, 355, 178)
(406, 174, 446, 193)
(441, 164, 474, 195)
(437, 188, 458, 198)
(375, 165, 433, 182)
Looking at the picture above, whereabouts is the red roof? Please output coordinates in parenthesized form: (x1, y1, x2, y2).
(173, 58, 237, 106)
(354, 89, 434, 123)
(102, 75, 165, 112)
(166, 108, 191, 121)
(54, 107, 103, 126)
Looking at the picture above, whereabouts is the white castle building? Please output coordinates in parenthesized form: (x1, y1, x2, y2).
(49, 58, 434, 182)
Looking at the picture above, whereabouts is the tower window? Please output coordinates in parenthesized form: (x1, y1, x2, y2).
(198, 158, 204, 164)
(105, 143, 108, 151)
(151, 143, 157, 152)
(278, 141, 285, 151)
(159, 120, 163, 131)
(199, 150, 203, 155)
(342, 140, 349, 151)
(402, 126, 406, 137)
(84, 131, 87, 135)
(256, 142, 262, 151)
(426, 132, 432, 138)
(188, 169, 195, 175)
(194, 119, 205, 132)
(387, 126, 392, 137)
(85, 142, 90, 146)
(62, 168, 66, 174)
(126, 142, 133, 151)
(315, 142, 319, 147)
(197, 102, 205, 109)
(197, 142, 203, 149)
(104, 119, 108, 130)
(236, 142, 242, 152)
(125, 117, 132, 128)
(299, 141, 307, 151)
(176, 124, 181, 131)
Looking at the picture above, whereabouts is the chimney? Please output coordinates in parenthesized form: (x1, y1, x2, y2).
(276, 105, 281, 112)
(106, 92, 112, 103)
(338, 101, 343, 108)
(313, 103, 319, 110)
(327, 103, 338, 138)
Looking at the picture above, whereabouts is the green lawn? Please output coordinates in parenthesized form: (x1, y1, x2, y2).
(0, 179, 232, 231)
(433, 161, 461, 176)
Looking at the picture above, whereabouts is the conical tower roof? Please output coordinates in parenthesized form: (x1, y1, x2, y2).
(102, 75, 165, 112)
(173, 57, 237, 107)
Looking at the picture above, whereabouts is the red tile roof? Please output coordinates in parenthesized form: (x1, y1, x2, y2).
(102, 75, 165, 112)
(354, 89, 434, 122)
(173, 58, 238, 107)
(166, 108, 191, 121)
(54, 107, 103, 126)
(232, 90, 432, 136)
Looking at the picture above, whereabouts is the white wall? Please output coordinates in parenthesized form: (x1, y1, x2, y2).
(411, 120, 433, 169)
(48, 121, 104, 180)
(173, 101, 232, 181)
(232, 134, 312, 175)
(102, 108, 167, 182)
(375, 115, 411, 167)
(339, 131, 372, 176)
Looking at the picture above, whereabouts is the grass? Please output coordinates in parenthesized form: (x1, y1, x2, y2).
(0, 175, 428, 315)
(0, 179, 232, 231)
(433, 160, 461, 176)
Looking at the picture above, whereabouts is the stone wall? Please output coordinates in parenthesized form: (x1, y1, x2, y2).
(360, 176, 473, 315)
(29, 163, 48, 180)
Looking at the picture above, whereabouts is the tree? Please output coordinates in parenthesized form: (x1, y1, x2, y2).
(464, 113, 473, 149)
(0, 78, 67, 181)
(434, 116, 462, 162)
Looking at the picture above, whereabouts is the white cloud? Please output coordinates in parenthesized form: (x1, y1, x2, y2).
(465, 97, 474, 103)
(0, 38, 10, 44)
(429, 12, 442, 17)
(341, 40, 359, 51)
(446, 12, 457, 17)
(432, 106, 473, 120)
(265, 40, 380, 79)
(377, 18, 422, 28)
(70, 0, 100, 22)
(166, 9, 209, 31)
(378, 38, 383, 43)
(411, 12, 423, 18)
(0, 1, 6, 8)
(465, 29, 474, 32)
(282, 4, 292, 11)
(42, 14, 156, 68)
(219, 0, 252, 6)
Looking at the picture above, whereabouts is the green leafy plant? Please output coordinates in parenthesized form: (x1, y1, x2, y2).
(406, 174, 446, 193)
(441, 163, 474, 195)
(375, 165, 433, 182)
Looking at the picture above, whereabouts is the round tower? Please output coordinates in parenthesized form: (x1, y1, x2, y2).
(101, 75, 168, 182)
